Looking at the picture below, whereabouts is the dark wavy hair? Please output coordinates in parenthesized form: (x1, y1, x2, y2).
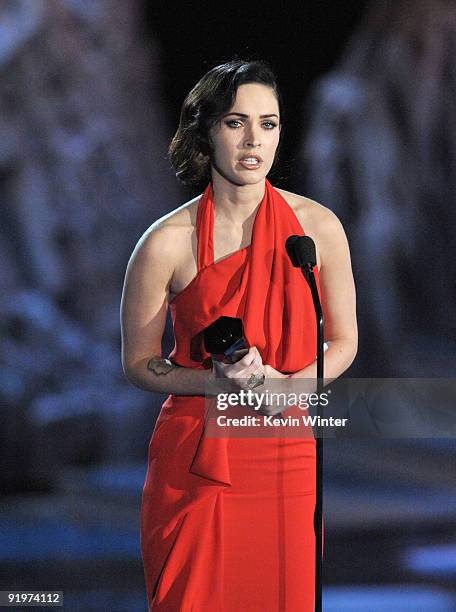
(168, 59, 285, 186)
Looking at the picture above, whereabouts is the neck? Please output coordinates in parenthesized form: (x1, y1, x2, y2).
(210, 170, 266, 225)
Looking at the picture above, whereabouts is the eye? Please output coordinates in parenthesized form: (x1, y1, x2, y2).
(262, 121, 277, 129)
(225, 120, 242, 128)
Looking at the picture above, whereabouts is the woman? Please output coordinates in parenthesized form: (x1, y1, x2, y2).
(120, 59, 357, 611)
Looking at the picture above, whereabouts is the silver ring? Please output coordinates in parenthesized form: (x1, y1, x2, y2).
(247, 372, 265, 389)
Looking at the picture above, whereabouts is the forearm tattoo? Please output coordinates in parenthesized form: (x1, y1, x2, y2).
(147, 356, 177, 375)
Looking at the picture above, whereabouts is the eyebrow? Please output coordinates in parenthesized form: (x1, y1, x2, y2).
(223, 112, 279, 119)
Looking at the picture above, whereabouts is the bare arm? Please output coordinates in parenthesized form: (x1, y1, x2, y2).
(120, 224, 214, 395)
(263, 208, 358, 404)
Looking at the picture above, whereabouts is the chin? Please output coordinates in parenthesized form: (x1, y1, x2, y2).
(235, 169, 269, 183)
(235, 176, 266, 188)
(239, 172, 264, 180)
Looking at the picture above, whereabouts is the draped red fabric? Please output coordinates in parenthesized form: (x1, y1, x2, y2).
(140, 178, 321, 611)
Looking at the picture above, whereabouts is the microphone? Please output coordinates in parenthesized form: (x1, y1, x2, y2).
(285, 233, 324, 612)
(285, 235, 317, 269)
(203, 316, 249, 364)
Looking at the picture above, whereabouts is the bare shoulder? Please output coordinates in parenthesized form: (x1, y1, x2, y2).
(275, 187, 342, 238)
(275, 187, 349, 270)
(132, 194, 201, 262)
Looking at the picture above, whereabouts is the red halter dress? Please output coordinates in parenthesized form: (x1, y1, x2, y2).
(140, 178, 321, 611)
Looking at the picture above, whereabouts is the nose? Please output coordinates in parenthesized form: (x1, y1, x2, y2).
(244, 123, 261, 148)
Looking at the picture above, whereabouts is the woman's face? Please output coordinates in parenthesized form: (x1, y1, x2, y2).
(208, 83, 281, 186)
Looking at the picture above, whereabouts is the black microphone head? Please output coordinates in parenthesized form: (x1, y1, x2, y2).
(285, 235, 301, 267)
(285, 235, 317, 268)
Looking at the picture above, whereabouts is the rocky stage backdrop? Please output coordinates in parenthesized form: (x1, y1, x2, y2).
(0, 0, 181, 490)
(299, 0, 456, 377)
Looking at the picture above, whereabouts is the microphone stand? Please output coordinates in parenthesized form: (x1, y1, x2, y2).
(300, 262, 324, 612)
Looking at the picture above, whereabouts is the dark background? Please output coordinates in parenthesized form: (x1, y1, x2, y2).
(145, 0, 369, 193)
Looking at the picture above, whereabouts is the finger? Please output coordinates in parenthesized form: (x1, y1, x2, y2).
(242, 368, 266, 392)
(253, 347, 263, 366)
(238, 347, 256, 367)
(224, 360, 258, 379)
(238, 363, 265, 381)
(250, 355, 262, 371)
